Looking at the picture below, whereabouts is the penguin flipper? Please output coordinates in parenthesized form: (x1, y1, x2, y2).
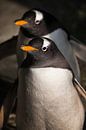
(2, 79, 17, 128)
(0, 79, 17, 129)
(0, 36, 17, 60)
(74, 78, 86, 110)
(74, 78, 86, 100)
(70, 35, 86, 62)
(0, 55, 17, 83)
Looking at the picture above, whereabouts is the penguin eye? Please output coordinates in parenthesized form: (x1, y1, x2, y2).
(35, 20, 40, 24)
(42, 46, 48, 52)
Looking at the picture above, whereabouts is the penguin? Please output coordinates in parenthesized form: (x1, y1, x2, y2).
(17, 37, 85, 130)
(15, 8, 85, 81)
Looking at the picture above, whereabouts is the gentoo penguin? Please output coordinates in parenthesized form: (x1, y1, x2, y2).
(17, 37, 85, 130)
(15, 8, 81, 81)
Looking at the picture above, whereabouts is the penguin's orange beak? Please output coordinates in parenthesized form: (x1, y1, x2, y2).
(21, 45, 38, 52)
(15, 20, 28, 26)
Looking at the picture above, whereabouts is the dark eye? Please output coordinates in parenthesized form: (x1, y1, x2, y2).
(35, 20, 40, 24)
(42, 46, 48, 52)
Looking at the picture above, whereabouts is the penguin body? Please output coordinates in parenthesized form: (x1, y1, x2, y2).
(17, 37, 85, 130)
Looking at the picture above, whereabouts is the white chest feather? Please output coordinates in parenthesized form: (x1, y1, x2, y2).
(29, 68, 74, 100)
(17, 68, 84, 130)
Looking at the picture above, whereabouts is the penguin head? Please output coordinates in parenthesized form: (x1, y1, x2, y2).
(15, 8, 61, 37)
(20, 37, 70, 69)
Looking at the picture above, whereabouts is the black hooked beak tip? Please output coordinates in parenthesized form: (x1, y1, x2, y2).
(15, 19, 28, 26)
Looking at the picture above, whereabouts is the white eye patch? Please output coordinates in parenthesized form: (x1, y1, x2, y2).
(42, 38, 50, 51)
(33, 10, 43, 24)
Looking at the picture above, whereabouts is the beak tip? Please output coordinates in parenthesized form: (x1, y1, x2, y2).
(20, 46, 25, 51)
